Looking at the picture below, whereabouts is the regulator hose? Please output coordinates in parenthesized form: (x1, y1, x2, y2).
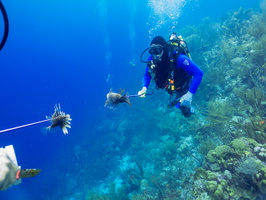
(0, 1, 9, 51)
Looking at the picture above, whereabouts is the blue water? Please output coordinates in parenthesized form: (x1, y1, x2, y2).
(0, 0, 261, 199)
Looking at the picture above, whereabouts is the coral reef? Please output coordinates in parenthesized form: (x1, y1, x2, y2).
(192, 137, 266, 200)
(61, 7, 266, 200)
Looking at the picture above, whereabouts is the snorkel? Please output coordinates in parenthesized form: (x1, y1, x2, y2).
(0, 1, 9, 51)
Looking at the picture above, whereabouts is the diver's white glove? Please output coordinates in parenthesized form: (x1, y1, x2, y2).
(138, 87, 147, 98)
(0, 145, 20, 190)
(180, 91, 193, 106)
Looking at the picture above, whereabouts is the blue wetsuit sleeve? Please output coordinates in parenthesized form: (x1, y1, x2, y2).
(177, 55, 203, 94)
(142, 66, 151, 88)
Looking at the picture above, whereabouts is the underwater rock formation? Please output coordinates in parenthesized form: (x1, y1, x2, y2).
(192, 137, 266, 200)
(79, 8, 266, 200)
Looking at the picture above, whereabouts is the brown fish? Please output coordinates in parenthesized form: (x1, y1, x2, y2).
(45, 104, 72, 134)
(104, 89, 131, 109)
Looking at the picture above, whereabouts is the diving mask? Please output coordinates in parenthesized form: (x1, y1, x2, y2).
(148, 44, 164, 55)
(139, 44, 164, 63)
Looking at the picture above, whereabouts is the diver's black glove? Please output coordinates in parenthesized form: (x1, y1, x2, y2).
(180, 104, 194, 117)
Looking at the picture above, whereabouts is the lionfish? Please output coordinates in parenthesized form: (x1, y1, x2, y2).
(104, 89, 131, 109)
(45, 104, 72, 134)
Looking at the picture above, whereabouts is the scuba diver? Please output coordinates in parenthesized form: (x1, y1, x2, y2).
(0, 0, 9, 51)
(138, 33, 203, 117)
